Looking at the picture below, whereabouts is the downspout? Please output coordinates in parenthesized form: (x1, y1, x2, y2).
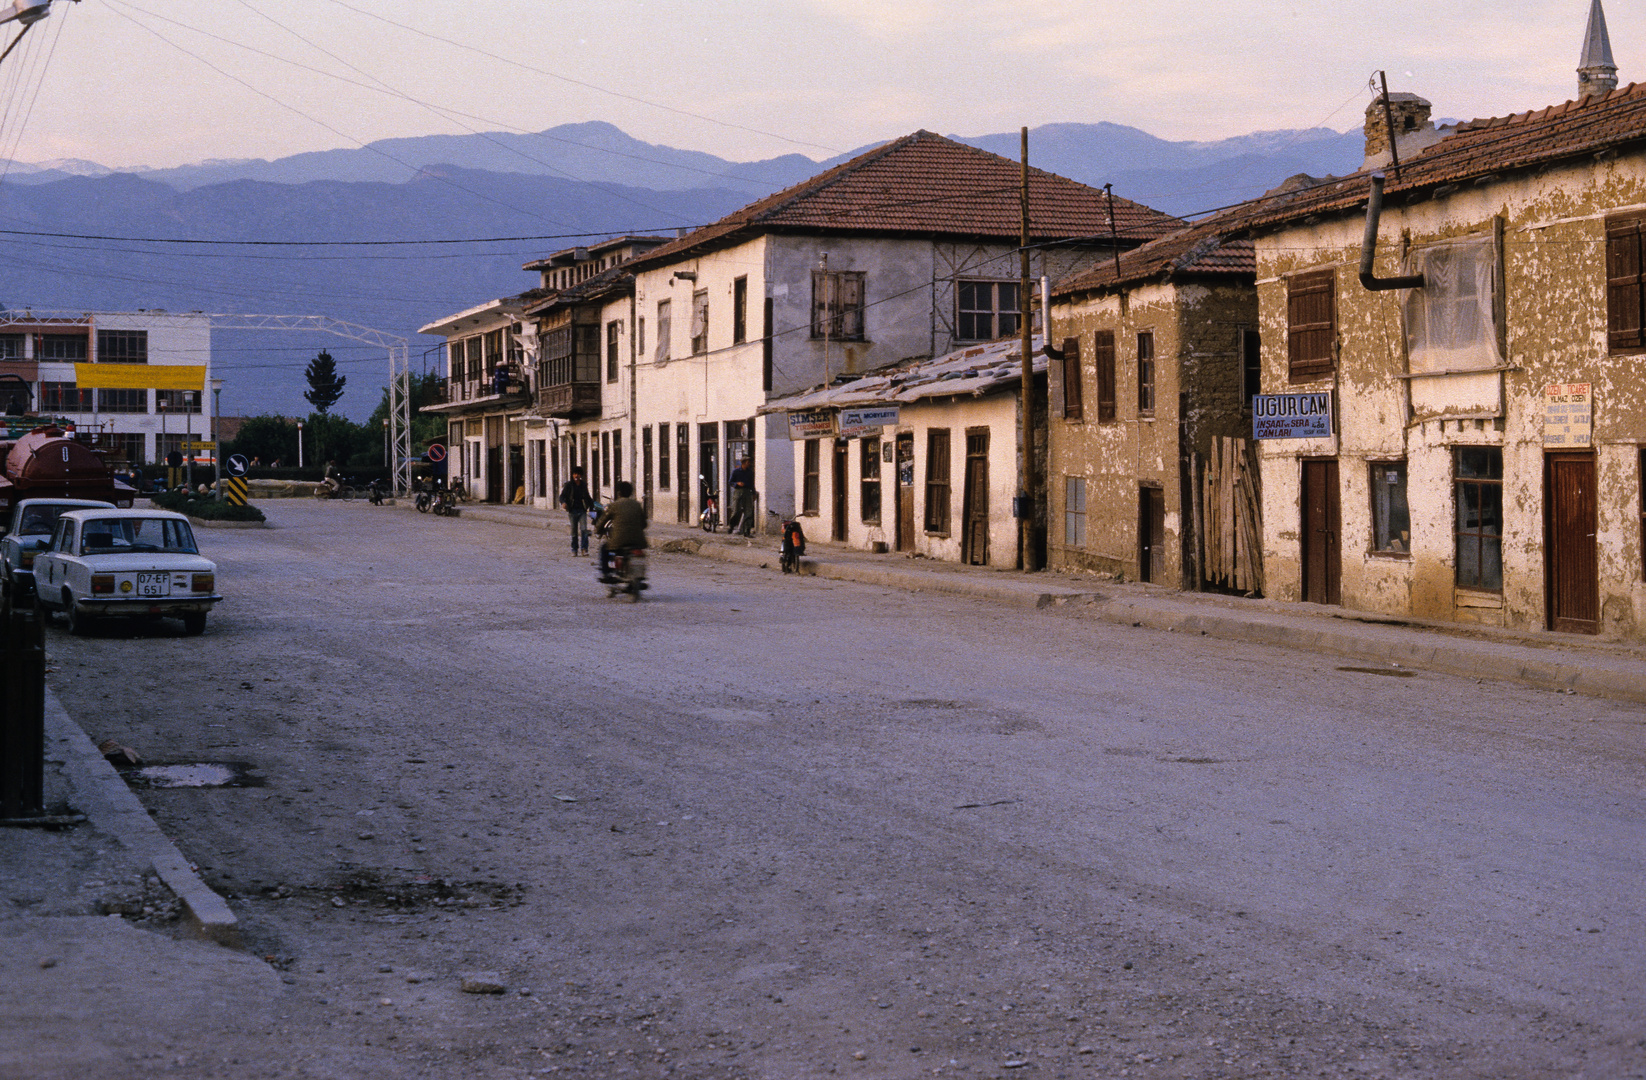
(1359, 172, 1425, 292)
(1040, 276, 1063, 360)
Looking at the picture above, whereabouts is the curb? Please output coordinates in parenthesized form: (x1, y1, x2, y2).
(45, 688, 239, 947)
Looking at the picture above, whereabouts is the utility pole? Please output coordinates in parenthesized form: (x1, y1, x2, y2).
(1018, 126, 1038, 572)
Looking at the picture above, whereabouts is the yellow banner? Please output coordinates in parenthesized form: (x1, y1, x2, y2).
(72, 364, 206, 390)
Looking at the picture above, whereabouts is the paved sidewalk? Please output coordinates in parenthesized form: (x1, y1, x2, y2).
(409, 498, 1646, 705)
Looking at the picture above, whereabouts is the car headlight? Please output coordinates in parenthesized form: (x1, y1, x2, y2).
(192, 574, 214, 593)
(90, 574, 114, 594)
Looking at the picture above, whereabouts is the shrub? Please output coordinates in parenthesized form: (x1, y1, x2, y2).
(150, 490, 266, 523)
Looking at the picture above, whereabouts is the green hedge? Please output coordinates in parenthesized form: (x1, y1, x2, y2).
(149, 491, 267, 523)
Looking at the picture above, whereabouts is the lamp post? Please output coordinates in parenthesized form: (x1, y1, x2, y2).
(296, 420, 304, 469)
(382, 417, 389, 469)
(0, 1, 69, 68)
(158, 399, 168, 489)
(211, 378, 223, 500)
(184, 391, 195, 492)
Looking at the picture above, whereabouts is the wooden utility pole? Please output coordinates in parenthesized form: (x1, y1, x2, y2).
(1018, 126, 1038, 572)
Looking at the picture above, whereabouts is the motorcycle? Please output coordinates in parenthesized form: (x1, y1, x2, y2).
(367, 477, 389, 505)
(699, 479, 720, 533)
(313, 476, 355, 500)
(779, 519, 807, 574)
(414, 481, 433, 514)
(605, 547, 648, 602)
(431, 486, 459, 516)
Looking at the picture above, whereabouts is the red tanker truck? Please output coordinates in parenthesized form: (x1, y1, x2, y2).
(0, 425, 138, 518)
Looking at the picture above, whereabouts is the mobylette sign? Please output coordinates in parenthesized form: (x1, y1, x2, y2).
(1252, 392, 1332, 439)
(837, 406, 899, 439)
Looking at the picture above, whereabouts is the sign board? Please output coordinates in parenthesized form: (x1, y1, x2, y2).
(183, 440, 215, 451)
(425, 442, 447, 463)
(1252, 392, 1332, 439)
(226, 454, 249, 477)
(223, 476, 249, 507)
(1542, 383, 1592, 447)
(837, 406, 899, 439)
(73, 363, 206, 391)
(786, 409, 836, 440)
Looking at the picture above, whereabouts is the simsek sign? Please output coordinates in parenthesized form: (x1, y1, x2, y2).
(1252, 392, 1332, 439)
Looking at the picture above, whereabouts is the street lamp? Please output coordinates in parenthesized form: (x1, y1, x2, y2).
(296, 420, 304, 469)
(211, 378, 223, 500)
(0, 1, 72, 66)
(158, 399, 168, 489)
(184, 391, 195, 491)
(382, 418, 389, 468)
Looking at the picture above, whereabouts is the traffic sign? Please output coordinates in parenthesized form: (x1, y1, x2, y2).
(223, 476, 249, 506)
(425, 442, 447, 463)
(183, 440, 216, 451)
(226, 454, 249, 477)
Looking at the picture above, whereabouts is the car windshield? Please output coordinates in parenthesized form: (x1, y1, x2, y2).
(79, 517, 198, 556)
(17, 505, 74, 536)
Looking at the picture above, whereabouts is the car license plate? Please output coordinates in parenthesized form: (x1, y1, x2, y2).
(136, 572, 170, 597)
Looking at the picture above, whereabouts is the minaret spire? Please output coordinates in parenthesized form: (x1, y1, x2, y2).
(1578, 0, 1618, 99)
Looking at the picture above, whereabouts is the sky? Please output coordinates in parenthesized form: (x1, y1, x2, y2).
(5, 0, 1638, 171)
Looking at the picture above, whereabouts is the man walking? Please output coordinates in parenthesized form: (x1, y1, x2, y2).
(558, 466, 594, 556)
(727, 456, 756, 537)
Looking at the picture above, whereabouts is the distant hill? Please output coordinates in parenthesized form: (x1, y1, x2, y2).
(0, 120, 1364, 419)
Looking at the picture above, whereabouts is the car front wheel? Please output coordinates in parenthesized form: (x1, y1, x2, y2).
(182, 611, 207, 636)
(64, 596, 93, 636)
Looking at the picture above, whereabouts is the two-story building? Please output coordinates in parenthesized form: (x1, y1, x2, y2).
(619, 130, 1183, 534)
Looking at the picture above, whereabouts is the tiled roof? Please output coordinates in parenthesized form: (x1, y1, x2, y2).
(766, 334, 1043, 412)
(626, 131, 1182, 271)
(1234, 82, 1646, 232)
(1052, 218, 1254, 297)
(520, 264, 632, 318)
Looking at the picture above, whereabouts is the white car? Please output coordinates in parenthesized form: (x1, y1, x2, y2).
(0, 498, 114, 600)
(33, 508, 221, 635)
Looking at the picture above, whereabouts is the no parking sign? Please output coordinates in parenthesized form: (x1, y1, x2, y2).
(426, 442, 447, 463)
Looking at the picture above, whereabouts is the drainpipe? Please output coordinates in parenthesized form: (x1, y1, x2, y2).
(1039, 276, 1063, 360)
(1359, 172, 1425, 291)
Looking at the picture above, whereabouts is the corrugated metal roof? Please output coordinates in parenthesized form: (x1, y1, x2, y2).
(627, 131, 1182, 272)
(766, 334, 1043, 413)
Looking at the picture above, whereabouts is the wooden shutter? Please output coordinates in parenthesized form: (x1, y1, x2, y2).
(838, 274, 864, 339)
(1062, 337, 1083, 420)
(1607, 214, 1646, 353)
(1287, 270, 1336, 382)
(1094, 329, 1116, 422)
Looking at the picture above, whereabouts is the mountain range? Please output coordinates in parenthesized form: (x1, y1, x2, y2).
(0, 121, 1366, 419)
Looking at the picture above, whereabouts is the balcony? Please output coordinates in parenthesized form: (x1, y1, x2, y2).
(535, 354, 600, 418)
(435, 366, 528, 408)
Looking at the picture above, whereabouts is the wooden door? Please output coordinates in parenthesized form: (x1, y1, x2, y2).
(832, 440, 849, 541)
(1301, 458, 1340, 605)
(961, 430, 989, 565)
(676, 425, 690, 523)
(1138, 487, 1165, 583)
(896, 433, 915, 551)
(1545, 451, 1599, 634)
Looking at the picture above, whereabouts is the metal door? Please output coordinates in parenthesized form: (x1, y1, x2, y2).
(832, 440, 849, 541)
(961, 430, 989, 565)
(1545, 451, 1599, 634)
(896, 433, 915, 551)
(1301, 458, 1340, 605)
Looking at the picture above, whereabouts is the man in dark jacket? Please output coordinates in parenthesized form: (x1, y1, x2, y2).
(727, 456, 756, 536)
(558, 466, 594, 556)
(594, 480, 647, 581)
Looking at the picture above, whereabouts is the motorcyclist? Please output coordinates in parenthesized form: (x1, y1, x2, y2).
(321, 459, 341, 497)
(593, 480, 647, 583)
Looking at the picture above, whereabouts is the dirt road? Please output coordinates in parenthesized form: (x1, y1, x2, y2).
(41, 501, 1646, 1079)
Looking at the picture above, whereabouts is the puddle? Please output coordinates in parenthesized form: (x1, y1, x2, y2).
(1336, 666, 1418, 677)
(122, 761, 265, 789)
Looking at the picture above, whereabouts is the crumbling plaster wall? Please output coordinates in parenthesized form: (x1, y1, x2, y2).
(1047, 280, 1253, 584)
(1255, 156, 1646, 637)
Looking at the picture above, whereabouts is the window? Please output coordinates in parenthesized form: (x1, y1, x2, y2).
(924, 428, 951, 534)
(1242, 328, 1261, 405)
(612, 429, 622, 484)
(601, 431, 611, 488)
(762, 298, 774, 391)
(691, 290, 709, 355)
(1640, 448, 1646, 580)
(573, 325, 600, 383)
(40, 382, 91, 412)
(1065, 476, 1087, 547)
(98, 388, 148, 413)
(655, 299, 671, 363)
(637, 318, 645, 357)
(1455, 447, 1503, 591)
(156, 389, 201, 414)
(802, 438, 820, 515)
(1287, 270, 1335, 382)
(860, 437, 881, 524)
(38, 334, 87, 361)
(1094, 329, 1116, 422)
(812, 270, 865, 340)
(1370, 461, 1411, 554)
(1137, 330, 1155, 416)
(0, 335, 22, 359)
(465, 337, 483, 382)
(733, 276, 748, 344)
(957, 280, 1020, 341)
(1404, 235, 1501, 373)
(1061, 336, 1083, 420)
(606, 320, 621, 383)
(97, 329, 148, 363)
(1607, 211, 1646, 353)
(658, 423, 671, 490)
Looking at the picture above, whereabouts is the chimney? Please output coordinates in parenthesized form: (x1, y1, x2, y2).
(1578, 0, 1618, 99)
(1363, 92, 1440, 171)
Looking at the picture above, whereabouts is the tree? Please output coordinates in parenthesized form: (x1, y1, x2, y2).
(303, 350, 347, 413)
(368, 371, 447, 452)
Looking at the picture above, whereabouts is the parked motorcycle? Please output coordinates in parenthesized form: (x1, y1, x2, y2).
(605, 547, 648, 602)
(414, 481, 433, 513)
(431, 487, 459, 516)
(367, 477, 389, 505)
(699, 478, 720, 533)
(779, 519, 807, 574)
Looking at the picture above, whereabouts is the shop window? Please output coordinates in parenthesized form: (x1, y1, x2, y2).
(860, 437, 881, 524)
(1455, 447, 1502, 591)
(1286, 269, 1334, 383)
(1065, 476, 1087, 547)
(1370, 461, 1410, 554)
(924, 428, 951, 534)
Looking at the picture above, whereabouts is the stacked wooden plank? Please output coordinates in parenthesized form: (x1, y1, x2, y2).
(1196, 437, 1265, 595)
